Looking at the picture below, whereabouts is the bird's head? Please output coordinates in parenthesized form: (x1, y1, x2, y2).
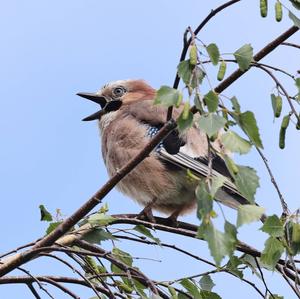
(77, 79, 156, 121)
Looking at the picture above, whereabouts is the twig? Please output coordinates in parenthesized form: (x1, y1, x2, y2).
(0, 119, 177, 276)
(214, 26, 299, 94)
(255, 147, 289, 216)
(281, 42, 300, 50)
(27, 283, 42, 299)
(167, 0, 242, 120)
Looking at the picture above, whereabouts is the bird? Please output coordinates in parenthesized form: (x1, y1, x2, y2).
(77, 79, 249, 223)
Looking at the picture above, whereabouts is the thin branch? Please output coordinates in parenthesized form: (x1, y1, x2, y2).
(73, 239, 169, 299)
(27, 283, 42, 299)
(41, 277, 80, 299)
(0, 119, 177, 277)
(43, 253, 106, 299)
(281, 42, 300, 50)
(0, 275, 123, 298)
(254, 64, 300, 124)
(168, 0, 241, 120)
(255, 147, 289, 216)
(214, 26, 299, 94)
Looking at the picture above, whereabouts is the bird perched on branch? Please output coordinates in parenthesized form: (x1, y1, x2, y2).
(78, 80, 249, 222)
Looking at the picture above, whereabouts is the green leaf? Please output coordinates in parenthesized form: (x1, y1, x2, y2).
(204, 90, 219, 113)
(180, 279, 202, 299)
(226, 255, 244, 278)
(231, 96, 241, 113)
(200, 221, 235, 265)
(39, 204, 53, 222)
(168, 285, 178, 299)
(178, 294, 190, 299)
(221, 131, 251, 155)
(234, 44, 253, 71)
(154, 86, 182, 107)
(296, 78, 300, 99)
(210, 176, 226, 198)
(199, 275, 215, 291)
(112, 247, 133, 266)
(206, 43, 220, 65)
(238, 111, 263, 148)
(237, 205, 265, 227)
(83, 228, 116, 244)
(260, 215, 284, 237)
(224, 221, 238, 254)
(133, 225, 160, 244)
(292, 222, 300, 243)
(234, 165, 260, 203)
(196, 181, 213, 220)
(200, 290, 222, 299)
(177, 60, 193, 85)
(87, 213, 115, 226)
(46, 221, 61, 234)
(260, 236, 284, 270)
(289, 10, 300, 28)
(198, 114, 227, 138)
(177, 109, 194, 132)
(269, 295, 284, 299)
(191, 66, 205, 88)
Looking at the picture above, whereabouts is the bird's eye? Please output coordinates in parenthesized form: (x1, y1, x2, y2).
(112, 87, 126, 98)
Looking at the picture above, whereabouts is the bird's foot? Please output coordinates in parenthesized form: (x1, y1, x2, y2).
(164, 213, 179, 227)
(137, 206, 156, 223)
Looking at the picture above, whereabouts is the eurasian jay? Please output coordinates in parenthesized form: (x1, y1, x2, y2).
(77, 79, 248, 222)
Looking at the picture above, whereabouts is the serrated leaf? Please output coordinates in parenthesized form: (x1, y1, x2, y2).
(204, 90, 219, 113)
(210, 176, 226, 198)
(200, 222, 235, 265)
(87, 213, 115, 226)
(196, 181, 213, 220)
(206, 43, 220, 65)
(260, 215, 284, 237)
(238, 111, 263, 148)
(200, 275, 215, 291)
(112, 248, 133, 266)
(154, 86, 182, 107)
(177, 60, 193, 85)
(233, 165, 259, 203)
(180, 279, 202, 299)
(224, 221, 238, 254)
(237, 205, 265, 227)
(198, 114, 227, 138)
(46, 221, 61, 235)
(260, 236, 284, 270)
(177, 109, 194, 132)
(83, 228, 116, 244)
(234, 44, 253, 71)
(191, 66, 206, 88)
(226, 255, 244, 278)
(289, 10, 300, 28)
(200, 290, 222, 299)
(221, 131, 251, 155)
(133, 225, 160, 244)
(39, 204, 53, 222)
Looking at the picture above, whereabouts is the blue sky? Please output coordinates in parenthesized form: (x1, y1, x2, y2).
(1, 1, 300, 298)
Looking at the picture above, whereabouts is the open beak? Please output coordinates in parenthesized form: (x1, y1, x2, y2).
(77, 92, 122, 121)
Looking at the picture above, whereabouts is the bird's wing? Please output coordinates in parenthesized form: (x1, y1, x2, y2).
(158, 148, 249, 208)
